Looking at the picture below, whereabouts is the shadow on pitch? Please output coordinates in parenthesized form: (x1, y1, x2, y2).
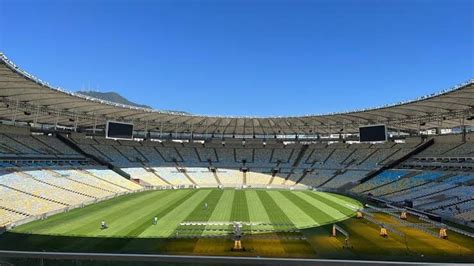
(0, 231, 199, 254)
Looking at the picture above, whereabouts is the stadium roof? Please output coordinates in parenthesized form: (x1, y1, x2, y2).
(0, 53, 473, 136)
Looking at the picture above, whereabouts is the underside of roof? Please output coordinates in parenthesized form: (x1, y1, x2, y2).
(0, 53, 473, 136)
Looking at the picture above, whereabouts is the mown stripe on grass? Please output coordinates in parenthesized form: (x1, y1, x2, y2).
(230, 190, 250, 232)
(230, 190, 250, 222)
(267, 191, 318, 228)
(303, 191, 357, 216)
(291, 191, 348, 223)
(255, 190, 295, 255)
(246, 190, 273, 231)
(185, 189, 224, 221)
(174, 189, 224, 236)
(208, 190, 234, 222)
(202, 189, 235, 236)
(139, 189, 212, 237)
(280, 191, 338, 226)
(125, 190, 199, 237)
(255, 190, 293, 226)
(317, 192, 363, 211)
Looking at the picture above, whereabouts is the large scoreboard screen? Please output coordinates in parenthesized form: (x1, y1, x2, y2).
(359, 124, 387, 142)
(106, 121, 134, 140)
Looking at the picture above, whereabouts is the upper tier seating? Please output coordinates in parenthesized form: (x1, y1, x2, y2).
(351, 170, 409, 193)
(386, 174, 474, 203)
(114, 145, 147, 162)
(286, 169, 305, 183)
(0, 134, 84, 158)
(177, 148, 201, 164)
(443, 143, 474, 157)
(302, 169, 336, 187)
(33, 135, 80, 156)
(91, 145, 130, 165)
(321, 170, 370, 189)
(136, 146, 165, 163)
(416, 143, 464, 157)
(368, 171, 443, 197)
(196, 147, 218, 162)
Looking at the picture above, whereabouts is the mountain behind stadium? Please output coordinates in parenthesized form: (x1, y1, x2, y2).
(76, 91, 153, 109)
(76, 91, 188, 114)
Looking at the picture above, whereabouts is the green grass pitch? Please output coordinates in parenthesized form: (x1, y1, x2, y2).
(12, 189, 362, 238)
(3, 189, 474, 262)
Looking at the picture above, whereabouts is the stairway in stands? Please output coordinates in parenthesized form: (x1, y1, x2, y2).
(317, 169, 345, 188)
(178, 167, 198, 186)
(211, 170, 222, 185)
(283, 144, 310, 185)
(295, 171, 309, 184)
(147, 168, 173, 186)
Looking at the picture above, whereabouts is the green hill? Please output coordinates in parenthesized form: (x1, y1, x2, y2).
(76, 91, 153, 109)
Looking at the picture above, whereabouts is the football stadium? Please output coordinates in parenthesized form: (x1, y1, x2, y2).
(0, 53, 473, 265)
(0, 1, 473, 265)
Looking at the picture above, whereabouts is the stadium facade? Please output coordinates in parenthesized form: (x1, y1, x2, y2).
(0, 53, 473, 265)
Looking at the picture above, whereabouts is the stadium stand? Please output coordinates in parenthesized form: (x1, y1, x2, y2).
(246, 169, 273, 185)
(84, 168, 143, 190)
(185, 167, 218, 186)
(0, 185, 66, 216)
(350, 170, 410, 193)
(0, 208, 27, 226)
(321, 170, 370, 189)
(121, 167, 170, 186)
(153, 167, 193, 185)
(366, 171, 443, 197)
(215, 169, 243, 186)
(303, 169, 336, 187)
(0, 124, 473, 228)
(0, 170, 92, 205)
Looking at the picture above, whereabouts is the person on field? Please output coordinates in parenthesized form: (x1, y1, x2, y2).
(101, 220, 107, 230)
(153, 216, 158, 225)
(204, 202, 208, 210)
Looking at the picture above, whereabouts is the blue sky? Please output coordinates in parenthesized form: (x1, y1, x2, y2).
(0, 0, 472, 116)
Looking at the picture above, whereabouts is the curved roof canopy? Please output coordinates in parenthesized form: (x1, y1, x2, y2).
(0, 53, 473, 137)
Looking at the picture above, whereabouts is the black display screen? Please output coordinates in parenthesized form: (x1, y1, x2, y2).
(106, 121, 134, 140)
(359, 125, 387, 142)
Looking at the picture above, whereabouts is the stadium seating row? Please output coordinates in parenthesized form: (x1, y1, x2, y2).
(71, 136, 418, 172)
(0, 166, 143, 226)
